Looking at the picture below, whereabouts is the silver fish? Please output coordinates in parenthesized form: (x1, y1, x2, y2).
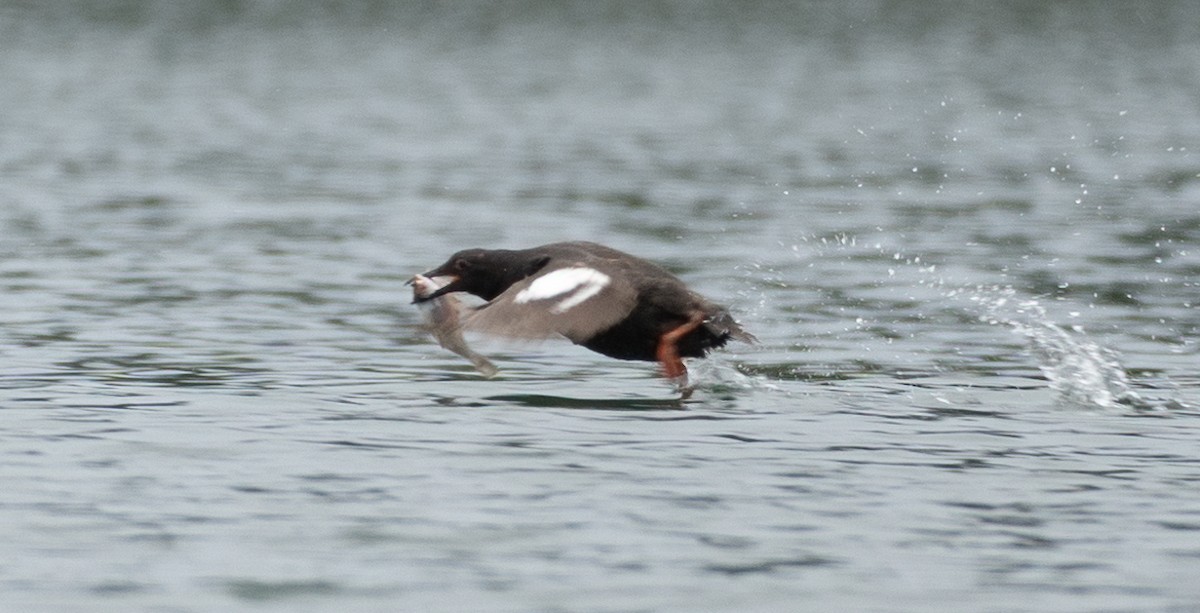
(410, 274, 498, 378)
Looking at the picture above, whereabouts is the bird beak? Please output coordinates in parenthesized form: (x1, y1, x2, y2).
(409, 271, 461, 303)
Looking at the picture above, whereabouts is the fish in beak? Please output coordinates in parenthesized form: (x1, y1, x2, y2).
(407, 267, 460, 303)
(408, 274, 497, 377)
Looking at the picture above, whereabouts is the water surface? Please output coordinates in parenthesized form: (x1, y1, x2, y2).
(2, 3, 1199, 611)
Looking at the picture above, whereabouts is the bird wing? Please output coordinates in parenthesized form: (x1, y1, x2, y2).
(463, 263, 639, 343)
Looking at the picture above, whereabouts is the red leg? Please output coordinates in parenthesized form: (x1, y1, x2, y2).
(656, 312, 705, 386)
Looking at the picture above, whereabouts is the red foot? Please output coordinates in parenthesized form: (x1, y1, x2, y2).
(655, 313, 705, 386)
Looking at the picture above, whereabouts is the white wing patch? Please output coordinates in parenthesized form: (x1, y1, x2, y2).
(514, 267, 611, 314)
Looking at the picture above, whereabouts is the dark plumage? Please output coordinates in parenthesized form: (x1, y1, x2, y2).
(413, 241, 755, 383)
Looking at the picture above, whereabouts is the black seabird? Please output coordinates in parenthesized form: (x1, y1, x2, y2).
(412, 241, 755, 385)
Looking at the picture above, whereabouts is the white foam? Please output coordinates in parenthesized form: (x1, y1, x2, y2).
(515, 267, 610, 313)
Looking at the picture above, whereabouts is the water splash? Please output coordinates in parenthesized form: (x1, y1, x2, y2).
(1019, 320, 1140, 410)
(690, 357, 786, 397)
(751, 239, 1185, 411)
(965, 286, 1168, 411)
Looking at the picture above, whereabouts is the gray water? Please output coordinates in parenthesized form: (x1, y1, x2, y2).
(3, 2, 1200, 611)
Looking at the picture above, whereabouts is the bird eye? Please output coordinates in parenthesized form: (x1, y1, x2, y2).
(454, 259, 470, 272)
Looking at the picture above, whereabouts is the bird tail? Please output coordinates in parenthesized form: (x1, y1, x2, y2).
(704, 311, 757, 345)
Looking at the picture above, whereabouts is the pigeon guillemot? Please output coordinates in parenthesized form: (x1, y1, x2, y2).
(411, 241, 755, 385)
